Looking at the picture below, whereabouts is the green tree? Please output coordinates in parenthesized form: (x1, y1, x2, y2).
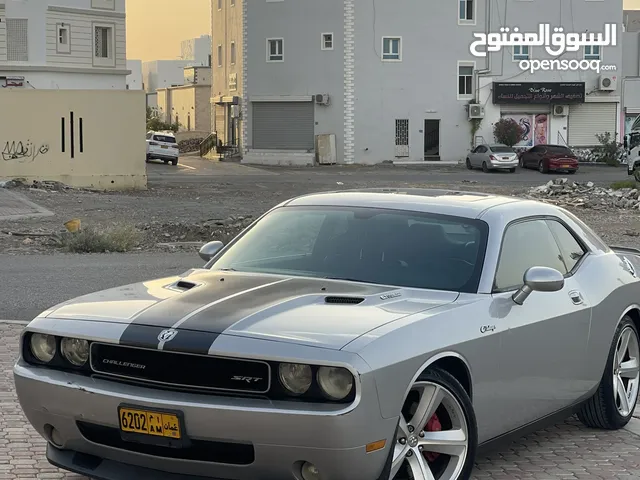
(493, 118, 524, 147)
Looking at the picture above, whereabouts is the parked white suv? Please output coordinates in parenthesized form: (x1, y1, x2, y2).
(146, 131, 179, 165)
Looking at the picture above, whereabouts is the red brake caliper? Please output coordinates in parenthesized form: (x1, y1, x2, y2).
(424, 413, 441, 462)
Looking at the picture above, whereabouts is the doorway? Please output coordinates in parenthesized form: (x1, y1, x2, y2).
(424, 120, 440, 160)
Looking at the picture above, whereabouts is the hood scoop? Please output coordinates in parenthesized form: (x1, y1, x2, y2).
(166, 280, 199, 292)
(324, 296, 365, 305)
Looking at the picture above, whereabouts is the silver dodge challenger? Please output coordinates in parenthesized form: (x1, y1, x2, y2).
(14, 188, 640, 480)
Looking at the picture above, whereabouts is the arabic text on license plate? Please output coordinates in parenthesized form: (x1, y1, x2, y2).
(119, 407, 181, 439)
(161, 145, 168, 149)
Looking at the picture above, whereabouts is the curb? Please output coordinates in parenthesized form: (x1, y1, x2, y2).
(624, 417, 640, 437)
(0, 319, 28, 325)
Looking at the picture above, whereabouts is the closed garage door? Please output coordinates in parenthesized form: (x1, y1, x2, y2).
(568, 103, 617, 146)
(252, 102, 314, 150)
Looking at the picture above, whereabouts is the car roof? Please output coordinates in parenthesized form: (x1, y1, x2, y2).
(148, 131, 175, 136)
(283, 188, 532, 218)
(488, 144, 512, 148)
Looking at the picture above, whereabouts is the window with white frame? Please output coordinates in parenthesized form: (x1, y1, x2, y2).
(458, 63, 474, 98)
(382, 37, 401, 61)
(459, 0, 474, 23)
(230, 42, 236, 65)
(217, 44, 223, 67)
(93, 23, 115, 67)
(513, 45, 529, 60)
(584, 45, 600, 60)
(57, 24, 70, 54)
(267, 38, 283, 62)
(322, 33, 333, 50)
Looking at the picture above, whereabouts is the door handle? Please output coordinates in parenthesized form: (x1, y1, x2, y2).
(569, 290, 583, 304)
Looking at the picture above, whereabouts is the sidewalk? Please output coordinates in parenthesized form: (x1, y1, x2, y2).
(0, 188, 53, 221)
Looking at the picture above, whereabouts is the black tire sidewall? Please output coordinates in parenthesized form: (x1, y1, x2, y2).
(466, 158, 472, 169)
(601, 316, 640, 427)
(412, 367, 478, 480)
(482, 162, 488, 173)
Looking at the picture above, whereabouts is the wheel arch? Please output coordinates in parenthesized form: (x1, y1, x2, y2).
(406, 352, 473, 402)
(621, 305, 640, 336)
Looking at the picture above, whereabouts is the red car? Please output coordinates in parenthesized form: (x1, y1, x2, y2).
(518, 144, 579, 174)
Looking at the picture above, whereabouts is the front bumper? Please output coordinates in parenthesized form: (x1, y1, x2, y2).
(14, 360, 397, 480)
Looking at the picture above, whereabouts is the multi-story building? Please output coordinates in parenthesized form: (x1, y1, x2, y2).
(181, 34, 212, 67)
(213, 0, 622, 164)
(157, 65, 212, 133)
(0, 0, 128, 89)
(141, 59, 193, 93)
(210, 0, 242, 148)
(126, 59, 143, 90)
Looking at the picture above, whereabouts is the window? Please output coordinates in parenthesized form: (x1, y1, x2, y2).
(93, 23, 115, 67)
(584, 45, 600, 60)
(489, 145, 515, 153)
(6, 18, 28, 62)
(474, 145, 487, 153)
(217, 45, 223, 67)
(546, 220, 586, 272)
(153, 135, 177, 144)
(513, 45, 529, 61)
(322, 33, 333, 50)
(382, 37, 401, 61)
(230, 42, 236, 65)
(267, 38, 283, 62)
(209, 206, 489, 293)
(231, 0, 235, 5)
(217, 0, 222, 9)
(56, 24, 70, 54)
(458, 63, 474, 99)
(459, 0, 475, 23)
(494, 220, 567, 291)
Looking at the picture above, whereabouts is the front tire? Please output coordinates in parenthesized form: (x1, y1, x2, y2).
(509, 168, 516, 173)
(538, 161, 548, 173)
(465, 158, 472, 170)
(577, 315, 640, 430)
(388, 367, 477, 480)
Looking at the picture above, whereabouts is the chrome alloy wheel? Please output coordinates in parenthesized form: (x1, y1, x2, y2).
(614, 326, 640, 417)
(391, 382, 468, 480)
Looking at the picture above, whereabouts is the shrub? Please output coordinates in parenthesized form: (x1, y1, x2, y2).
(610, 180, 637, 190)
(146, 106, 179, 133)
(592, 132, 624, 166)
(58, 224, 141, 253)
(493, 118, 524, 147)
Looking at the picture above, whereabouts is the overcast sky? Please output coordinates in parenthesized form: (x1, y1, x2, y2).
(126, 0, 640, 63)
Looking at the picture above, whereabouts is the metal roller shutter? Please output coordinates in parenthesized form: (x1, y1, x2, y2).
(500, 105, 550, 114)
(252, 102, 314, 150)
(568, 103, 617, 147)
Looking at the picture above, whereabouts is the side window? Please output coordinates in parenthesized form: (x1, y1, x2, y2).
(494, 220, 567, 291)
(546, 220, 586, 272)
(476, 146, 486, 153)
(529, 146, 539, 153)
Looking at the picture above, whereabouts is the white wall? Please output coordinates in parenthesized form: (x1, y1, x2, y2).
(127, 59, 143, 89)
(142, 60, 192, 92)
(11, 71, 126, 89)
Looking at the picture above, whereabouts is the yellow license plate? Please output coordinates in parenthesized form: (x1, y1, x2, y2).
(562, 165, 569, 168)
(118, 407, 181, 439)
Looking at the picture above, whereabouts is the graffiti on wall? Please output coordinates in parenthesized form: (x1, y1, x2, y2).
(1, 140, 49, 162)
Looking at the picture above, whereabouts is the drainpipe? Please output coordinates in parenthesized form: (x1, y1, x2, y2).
(475, 0, 492, 96)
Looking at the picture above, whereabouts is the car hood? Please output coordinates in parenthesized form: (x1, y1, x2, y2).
(41, 270, 459, 350)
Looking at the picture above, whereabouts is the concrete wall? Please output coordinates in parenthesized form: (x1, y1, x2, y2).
(157, 85, 211, 132)
(142, 60, 192, 93)
(0, 90, 146, 190)
(211, 0, 242, 98)
(127, 59, 143, 89)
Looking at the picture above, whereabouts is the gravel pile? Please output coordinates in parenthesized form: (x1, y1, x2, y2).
(526, 178, 640, 209)
(178, 138, 204, 153)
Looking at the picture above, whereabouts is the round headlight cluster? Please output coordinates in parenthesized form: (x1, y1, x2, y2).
(61, 338, 90, 366)
(278, 363, 354, 400)
(30, 334, 56, 363)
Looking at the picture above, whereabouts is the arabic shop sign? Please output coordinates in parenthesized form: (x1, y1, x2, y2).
(470, 23, 616, 57)
(492, 82, 585, 104)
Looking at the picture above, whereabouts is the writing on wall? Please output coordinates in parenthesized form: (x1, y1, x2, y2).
(1, 141, 49, 162)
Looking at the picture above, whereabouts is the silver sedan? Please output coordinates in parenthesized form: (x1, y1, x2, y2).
(13, 189, 640, 480)
(466, 144, 518, 172)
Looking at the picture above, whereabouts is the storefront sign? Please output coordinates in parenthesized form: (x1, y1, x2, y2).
(492, 82, 585, 104)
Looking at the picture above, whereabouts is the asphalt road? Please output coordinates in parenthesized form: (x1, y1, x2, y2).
(0, 253, 197, 321)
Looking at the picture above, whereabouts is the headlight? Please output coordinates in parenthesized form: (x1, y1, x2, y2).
(60, 338, 90, 366)
(29, 334, 56, 363)
(317, 366, 354, 400)
(278, 363, 312, 395)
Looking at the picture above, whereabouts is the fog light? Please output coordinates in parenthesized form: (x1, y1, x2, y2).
(301, 461, 321, 480)
(44, 424, 63, 448)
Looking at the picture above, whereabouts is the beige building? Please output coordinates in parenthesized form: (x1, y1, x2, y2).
(211, 0, 242, 148)
(157, 66, 212, 135)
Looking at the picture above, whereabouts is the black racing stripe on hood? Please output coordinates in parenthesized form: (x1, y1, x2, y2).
(129, 273, 282, 329)
(160, 329, 219, 355)
(118, 324, 166, 350)
(173, 276, 396, 334)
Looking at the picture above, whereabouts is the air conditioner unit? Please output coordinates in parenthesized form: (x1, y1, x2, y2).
(230, 105, 240, 118)
(553, 105, 569, 116)
(599, 74, 617, 91)
(468, 104, 484, 119)
(314, 94, 330, 105)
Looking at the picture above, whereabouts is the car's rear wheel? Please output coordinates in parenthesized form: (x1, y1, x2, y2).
(465, 158, 472, 170)
(172, 159, 178, 166)
(482, 162, 489, 173)
(577, 315, 640, 429)
(389, 367, 477, 480)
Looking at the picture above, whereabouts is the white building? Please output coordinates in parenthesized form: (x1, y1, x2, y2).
(142, 59, 193, 93)
(181, 34, 211, 67)
(0, 0, 128, 89)
(126, 59, 142, 90)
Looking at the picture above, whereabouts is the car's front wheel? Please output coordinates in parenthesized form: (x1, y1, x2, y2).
(465, 158, 472, 170)
(577, 315, 640, 429)
(388, 367, 477, 480)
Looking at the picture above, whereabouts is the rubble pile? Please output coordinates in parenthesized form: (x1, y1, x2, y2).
(526, 178, 640, 209)
(178, 137, 204, 153)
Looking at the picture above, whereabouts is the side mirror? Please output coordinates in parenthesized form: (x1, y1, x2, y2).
(512, 266, 564, 305)
(199, 240, 224, 262)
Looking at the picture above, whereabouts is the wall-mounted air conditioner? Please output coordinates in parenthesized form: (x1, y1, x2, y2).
(468, 104, 484, 119)
(314, 94, 330, 105)
(553, 105, 569, 116)
(599, 74, 617, 91)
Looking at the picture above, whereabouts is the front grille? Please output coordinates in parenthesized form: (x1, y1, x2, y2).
(90, 343, 270, 394)
(76, 421, 254, 465)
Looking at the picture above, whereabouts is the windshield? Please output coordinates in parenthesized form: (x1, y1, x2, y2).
(546, 146, 573, 155)
(210, 206, 489, 293)
(153, 135, 176, 144)
(490, 146, 514, 153)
